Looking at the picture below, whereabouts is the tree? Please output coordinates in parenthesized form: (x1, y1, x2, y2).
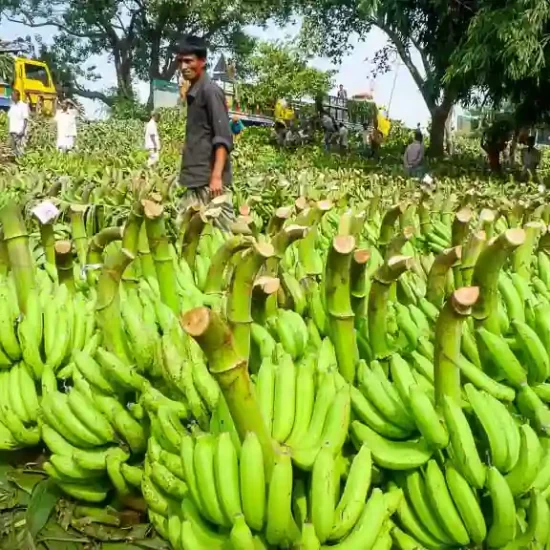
(236, 40, 335, 111)
(445, 0, 550, 128)
(5, 0, 292, 106)
(297, 0, 480, 156)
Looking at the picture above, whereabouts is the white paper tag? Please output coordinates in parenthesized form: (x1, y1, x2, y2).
(31, 201, 59, 224)
(422, 174, 434, 185)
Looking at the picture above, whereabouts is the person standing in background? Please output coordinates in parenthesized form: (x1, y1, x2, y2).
(521, 135, 542, 184)
(338, 123, 349, 153)
(230, 115, 245, 142)
(54, 100, 76, 152)
(7, 90, 29, 157)
(176, 35, 235, 231)
(145, 111, 160, 167)
(404, 130, 425, 177)
(337, 84, 348, 102)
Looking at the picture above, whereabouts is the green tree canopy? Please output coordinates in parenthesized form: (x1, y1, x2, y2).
(297, 0, 481, 155)
(236, 40, 335, 110)
(4, 0, 292, 106)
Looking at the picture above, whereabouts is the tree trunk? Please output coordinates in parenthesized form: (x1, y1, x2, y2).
(429, 109, 447, 158)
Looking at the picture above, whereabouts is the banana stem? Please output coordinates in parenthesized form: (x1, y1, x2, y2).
(418, 201, 432, 235)
(177, 204, 200, 253)
(38, 222, 56, 269)
(367, 191, 381, 222)
(181, 307, 274, 476)
(54, 240, 75, 293)
(143, 200, 180, 314)
(0, 230, 8, 278)
(204, 235, 254, 295)
(350, 248, 371, 317)
(472, 228, 525, 333)
(426, 246, 462, 308)
(325, 235, 358, 382)
(269, 225, 307, 276)
(86, 227, 124, 285)
(368, 255, 412, 360)
(266, 206, 292, 236)
(434, 287, 479, 406)
(227, 242, 275, 357)
(451, 208, 472, 248)
(180, 210, 208, 271)
(460, 231, 486, 287)
(512, 221, 545, 280)
(384, 227, 415, 262)
(0, 202, 35, 315)
(378, 203, 407, 256)
(121, 202, 145, 286)
(96, 247, 134, 362)
(70, 205, 88, 266)
(251, 276, 280, 325)
(137, 223, 156, 281)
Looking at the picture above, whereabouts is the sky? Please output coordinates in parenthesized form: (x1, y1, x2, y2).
(1, 17, 433, 127)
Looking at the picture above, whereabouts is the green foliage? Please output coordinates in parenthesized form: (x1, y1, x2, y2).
(347, 100, 377, 125)
(236, 40, 335, 110)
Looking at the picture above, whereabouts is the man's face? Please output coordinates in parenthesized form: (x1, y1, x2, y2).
(179, 54, 205, 81)
(12, 91, 20, 103)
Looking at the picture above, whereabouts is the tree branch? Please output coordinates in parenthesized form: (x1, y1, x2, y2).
(72, 85, 114, 106)
(5, 15, 104, 39)
(374, 17, 437, 112)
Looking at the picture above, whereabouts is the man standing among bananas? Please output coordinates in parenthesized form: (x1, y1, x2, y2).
(176, 35, 235, 231)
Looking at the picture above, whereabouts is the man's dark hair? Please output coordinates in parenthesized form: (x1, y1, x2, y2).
(176, 35, 207, 59)
(414, 129, 423, 142)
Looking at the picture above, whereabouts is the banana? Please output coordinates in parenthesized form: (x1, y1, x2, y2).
(120, 463, 144, 488)
(157, 405, 187, 452)
(214, 432, 242, 524)
(300, 523, 321, 550)
(45, 306, 70, 371)
(444, 463, 486, 545)
(266, 447, 295, 547)
(95, 347, 147, 391)
(409, 351, 434, 382)
(484, 394, 521, 473)
(19, 363, 39, 422)
(504, 423, 542, 496)
(498, 273, 525, 323)
(0, 286, 21, 361)
(67, 387, 116, 444)
(349, 385, 412, 440)
(191, 358, 220, 411)
(455, 354, 515, 401)
(389, 353, 416, 404)
(240, 431, 266, 532)
(465, 383, 509, 472)
(286, 355, 315, 447)
(408, 384, 448, 450)
(512, 318, 550, 384)
(159, 449, 186, 481)
(424, 459, 469, 546)
(442, 395, 486, 489)
(17, 317, 44, 379)
(149, 511, 169, 541)
(486, 466, 517, 548)
(281, 272, 307, 316)
(150, 460, 188, 500)
(359, 362, 415, 431)
(275, 313, 299, 359)
(505, 489, 549, 549)
(167, 515, 182, 550)
(350, 421, 432, 470)
(391, 525, 428, 550)
(7, 364, 31, 424)
(292, 477, 308, 530)
(194, 434, 228, 527)
(181, 498, 229, 548)
(395, 303, 420, 349)
(251, 323, 277, 359)
(310, 443, 336, 543)
(328, 488, 388, 550)
(73, 350, 117, 395)
(272, 351, 296, 443)
(106, 449, 131, 497)
(256, 357, 276, 436)
(180, 433, 209, 519)
(230, 514, 255, 550)
(55, 479, 110, 503)
(516, 385, 550, 434)
(329, 444, 372, 541)
(284, 310, 309, 357)
(92, 393, 147, 454)
(403, 469, 454, 545)
(141, 473, 173, 516)
(476, 327, 527, 388)
(49, 454, 104, 482)
(0, 420, 18, 450)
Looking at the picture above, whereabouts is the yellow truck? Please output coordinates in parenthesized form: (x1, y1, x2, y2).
(0, 53, 57, 115)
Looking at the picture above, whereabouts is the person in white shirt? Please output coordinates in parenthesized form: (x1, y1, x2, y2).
(7, 90, 29, 157)
(54, 101, 77, 152)
(145, 112, 160, 166)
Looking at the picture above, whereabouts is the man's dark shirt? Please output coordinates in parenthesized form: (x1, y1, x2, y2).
(180, 73, 233, 188)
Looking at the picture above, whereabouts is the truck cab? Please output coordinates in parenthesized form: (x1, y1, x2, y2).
(0, 57, 57, 115)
